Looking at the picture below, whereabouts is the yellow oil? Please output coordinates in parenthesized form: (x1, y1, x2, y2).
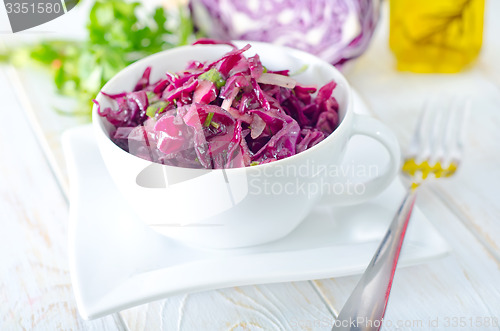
(389, 0, 485, 73)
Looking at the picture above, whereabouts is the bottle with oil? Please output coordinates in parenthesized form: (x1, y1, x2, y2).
(389, 0, 485, 73)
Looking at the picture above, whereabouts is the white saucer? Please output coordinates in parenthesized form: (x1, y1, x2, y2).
(63, 94, 449, 320)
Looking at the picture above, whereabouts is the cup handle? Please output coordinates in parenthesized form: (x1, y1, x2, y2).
(326, 113, 401, 205)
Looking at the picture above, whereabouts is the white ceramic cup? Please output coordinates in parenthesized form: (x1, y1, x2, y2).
(93, 41, 400, 249)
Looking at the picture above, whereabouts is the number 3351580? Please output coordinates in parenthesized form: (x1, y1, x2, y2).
(5, 2, 62, 14)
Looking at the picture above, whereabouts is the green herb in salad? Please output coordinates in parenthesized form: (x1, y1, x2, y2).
(203, 112, 214, 127)
(146, 100, 169, 118)
(198, 67, 226, 89)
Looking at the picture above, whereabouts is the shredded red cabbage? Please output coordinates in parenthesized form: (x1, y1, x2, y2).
(96, 43, 340, 169)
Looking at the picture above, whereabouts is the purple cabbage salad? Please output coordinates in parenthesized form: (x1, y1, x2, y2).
(95, 41, 340, 169)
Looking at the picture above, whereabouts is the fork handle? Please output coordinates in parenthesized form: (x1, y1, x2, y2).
(332, 187, 418, 331)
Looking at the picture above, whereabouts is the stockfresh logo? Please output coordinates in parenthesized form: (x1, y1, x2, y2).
(3, 0, 79, 33)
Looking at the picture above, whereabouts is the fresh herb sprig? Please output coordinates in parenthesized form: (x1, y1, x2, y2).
(1, 0, 197, 120)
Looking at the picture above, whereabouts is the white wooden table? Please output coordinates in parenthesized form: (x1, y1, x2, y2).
(1, 2, 500, 330)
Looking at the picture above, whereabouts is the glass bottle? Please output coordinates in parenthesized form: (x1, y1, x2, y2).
(389, 0, 485, 73)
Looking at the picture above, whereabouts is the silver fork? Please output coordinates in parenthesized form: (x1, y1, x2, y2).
(332, 97, 469, 331)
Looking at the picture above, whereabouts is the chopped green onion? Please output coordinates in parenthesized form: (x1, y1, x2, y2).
(146, 100, 169, 118)
(210, 121, 220, 129)
(199, 68, 226, 89)
(204, 112, 214, 127)
(250, 161, 260, 166)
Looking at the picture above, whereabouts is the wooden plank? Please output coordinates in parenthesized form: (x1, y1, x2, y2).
(0, 68, 120, 330)
(121, 282, 335, 330)
(5, 66, 83, 196)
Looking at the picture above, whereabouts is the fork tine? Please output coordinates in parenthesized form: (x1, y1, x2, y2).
(407, 98, 433, 162)
(428, 96, 450, 165)
(441, 98, 456, 165)
(442, 96, 469, 167)
(455, 96, 470, 158)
